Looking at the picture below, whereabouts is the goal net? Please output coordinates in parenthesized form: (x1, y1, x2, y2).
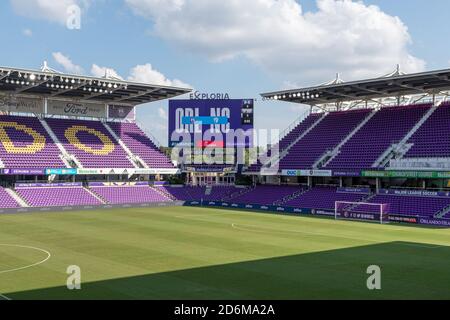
(335, 201, 390, 224)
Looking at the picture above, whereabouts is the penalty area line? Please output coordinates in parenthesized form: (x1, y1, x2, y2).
(0, 293, 11, 300)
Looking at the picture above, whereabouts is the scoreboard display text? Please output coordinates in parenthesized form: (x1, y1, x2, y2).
(168, 99, 254, 148)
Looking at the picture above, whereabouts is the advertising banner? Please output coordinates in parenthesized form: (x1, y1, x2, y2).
(45, 168, 78, 175)
(108, 105, 135, 120)
(15, 182, 82, 188)
(362, 170, 450, 179)
(47, 100, 107, 118)
(332, 171, 361, 177)
(183, 201, 449, 227)
(77, 168, 180, 175)
(168, 99, 254, 148)
(2, 168, 45, 175)
(0, 95, 44, 114)
(281, 169, 332, 177)
(418, 217, 450, 227)
(183, 201, 312, 215)
(378, 189, 450, 198)
(337, 187, 371, 194)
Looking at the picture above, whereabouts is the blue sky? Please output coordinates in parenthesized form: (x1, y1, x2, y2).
(1, 0, 449, 145)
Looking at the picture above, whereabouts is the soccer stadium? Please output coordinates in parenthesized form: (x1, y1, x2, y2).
(1, 0, 450, 306)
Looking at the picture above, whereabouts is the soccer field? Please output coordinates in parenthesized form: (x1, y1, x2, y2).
(0, 206, 449, 300)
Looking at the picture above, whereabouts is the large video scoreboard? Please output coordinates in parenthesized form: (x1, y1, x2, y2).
(168, 99, 254, 148)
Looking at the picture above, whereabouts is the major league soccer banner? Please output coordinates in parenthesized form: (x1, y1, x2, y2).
(168, 99, 254, 148)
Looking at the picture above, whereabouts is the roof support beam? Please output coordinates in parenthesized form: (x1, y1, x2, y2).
(112, 88, 160, 103)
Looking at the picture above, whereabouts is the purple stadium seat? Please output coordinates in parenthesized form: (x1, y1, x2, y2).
(46, 118, 134, 168)
(0, 115, 66, 168)
(90, 186, 171, 204)
(231, 185, 304, 205)
(326, 104, 432, 169)
(404, 102, 450, 158)
(0, 187, 20, 208)
(108, 122, 174, 168)
(279, 109, 371, 170)
(159, 186, 241, 201)
(247, 113, 322, 172)
(352, 193, 450, 218)
(16, 186, 102, 207)
(285, 186, 367, 210)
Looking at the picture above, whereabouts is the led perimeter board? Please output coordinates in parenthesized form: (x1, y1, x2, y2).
(168, 99, 254, 148)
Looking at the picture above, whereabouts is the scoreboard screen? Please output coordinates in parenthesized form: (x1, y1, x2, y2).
(168, 99, 254, 148)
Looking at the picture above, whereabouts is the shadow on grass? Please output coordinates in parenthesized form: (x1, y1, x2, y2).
(6, 241, 450, 300)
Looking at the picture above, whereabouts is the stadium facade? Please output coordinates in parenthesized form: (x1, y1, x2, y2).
(1, 64, 450, 227)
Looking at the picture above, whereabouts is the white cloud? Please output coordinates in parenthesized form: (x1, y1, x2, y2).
(91, 64, 124, 80)
(126, 0, 425, 85)
(158, 107, 168, 120)
(52, 52, 84, 74)
(22, 28, 33, 37)
(10, 0, 90, 25)
(51, 54, 190, 88)
(128, 63, 191, 88)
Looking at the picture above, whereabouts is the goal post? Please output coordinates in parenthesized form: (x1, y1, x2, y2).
(335, 201, 390, 224)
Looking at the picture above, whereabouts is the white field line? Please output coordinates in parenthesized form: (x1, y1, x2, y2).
(0, 244, 51, 274)
(175, 212, 443, 249)
(0, 293, 11, 300)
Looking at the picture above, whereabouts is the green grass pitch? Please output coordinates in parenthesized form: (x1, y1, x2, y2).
(0, 206, 449, 300)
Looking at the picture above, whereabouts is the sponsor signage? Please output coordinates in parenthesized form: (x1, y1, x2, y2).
(168, 99, 254, 148)
(419, 218, 450, 227)
(389, 215, 418, 224)
(340, 211, 377, 221)
(0, 95, 44, 114)
(4, 168, 178, 176)
(311, 209, 335, 216)
(183, 201, 312, 215)
(77, 168, 180, 175)
(45, 168, 78, 175)
(15, 182, 82, 188)
(183, 201, 450, 227)
(184, 166, 235, 173)
(108, 105, 135, 120)
(337, 187, 371, 194)
(379, 189, 450, 198)
(2, 168, 45, 175)
(362, 170, 450, 179)
(47, 100, 107, 118)
(282, 169, 332, 177)
(333, 171, 361, 177)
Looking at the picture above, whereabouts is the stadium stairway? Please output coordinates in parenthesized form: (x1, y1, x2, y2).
(274, 187, 309, 206)
(374, 102, 440, 167)
(40, 118, 79, 168)
(223, 186, 254, 201)
(5, 188, 29, 207)
(434, 204, 450, 219)
(320, 109, 379, 168)
(102, 122, 143, 168)
(151, 186, 177, 201)
(263, 112, 328, 169)
(84, 187, 107, 204)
